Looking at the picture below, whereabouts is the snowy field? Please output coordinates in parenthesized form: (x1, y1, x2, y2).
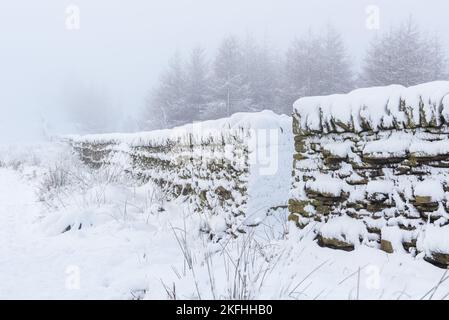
(0, 142, 447, 300)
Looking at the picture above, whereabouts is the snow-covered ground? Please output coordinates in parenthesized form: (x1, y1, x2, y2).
(0, 142, 448, 300)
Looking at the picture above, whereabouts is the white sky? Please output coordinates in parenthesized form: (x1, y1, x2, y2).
(0, 0, 448, 141)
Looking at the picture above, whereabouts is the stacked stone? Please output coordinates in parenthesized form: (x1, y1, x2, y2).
(128, 133, 250, 236)
(289, 82, 449, 267)
(71, 141, 115, 169)
(69, 131, 250, 237)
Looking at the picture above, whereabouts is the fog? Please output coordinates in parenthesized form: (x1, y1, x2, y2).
(0, 0, 448, 142)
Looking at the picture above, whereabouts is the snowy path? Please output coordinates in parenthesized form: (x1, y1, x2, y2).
(0, 168, 47, 298)
(0, 168, 106, 299)
(0, 168, 178, 299)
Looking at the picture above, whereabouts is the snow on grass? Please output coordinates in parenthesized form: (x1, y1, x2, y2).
(1, 133, 449, 299)
(0, 162, 448, 299)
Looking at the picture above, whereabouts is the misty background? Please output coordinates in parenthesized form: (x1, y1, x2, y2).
(1, 0, 448, 142)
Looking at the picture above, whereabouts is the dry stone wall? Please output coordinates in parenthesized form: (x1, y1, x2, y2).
(69, 111, 291, 237)
(70, 128, 250, 237)
(289, 81, 449, 268)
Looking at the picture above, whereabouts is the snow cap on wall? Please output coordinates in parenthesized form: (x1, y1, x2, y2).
(67, 110, 291, 146)
(293, 81, 449, 134)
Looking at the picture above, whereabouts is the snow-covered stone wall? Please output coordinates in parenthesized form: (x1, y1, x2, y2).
(68, 110, 292, 237)
(289, 81, 449, 267)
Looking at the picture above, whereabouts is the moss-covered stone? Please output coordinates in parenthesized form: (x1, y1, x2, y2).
(414, 196, 432, 204)
(293, 153, 308, 161)
(394, 166, 411, 175)
(305, 188, 345, 201)
(366, 226, 381, 235)
(310, 201, 332, 215)
(288, 213, 308, 228)
(215, 186, 232, 201)
(317, 235, 354, 251)
(380, 239, 394, 253)
(404, 156, 418, 167)
(288, 199, 313, 217)
(362, 155, 406, 165)
(346, 201, 367, 210)
(346, 177, 368, 186)
(294, 135, 306, 153)
(366, 202, 394, 213)
(425, 252, 449, 269)
(402, 239, 417, 252)
(292, 115, 301, 135)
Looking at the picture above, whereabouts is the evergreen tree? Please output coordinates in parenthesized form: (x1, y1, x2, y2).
(282, 27, 353, 112)
(242, 36, 280, 112)
(320, 24, 354, 94)
(361, 18, 447, 87)
(185, 46, 212, 121)
(143, 52, 187, 129)
(211, 36, 251, 118)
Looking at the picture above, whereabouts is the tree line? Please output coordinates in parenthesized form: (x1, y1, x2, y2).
(142, 18, 447, 130)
